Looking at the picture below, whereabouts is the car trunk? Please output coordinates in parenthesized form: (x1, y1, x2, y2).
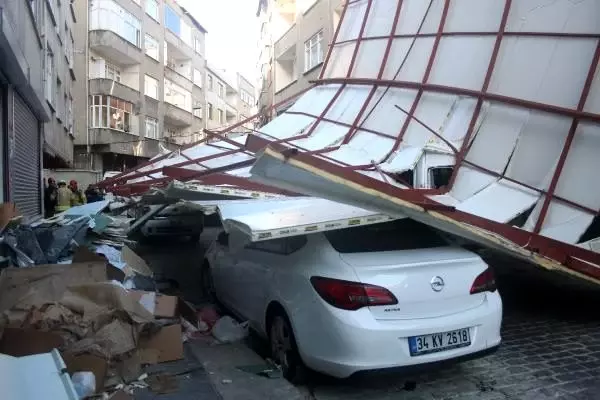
(339, 247, 487, 320)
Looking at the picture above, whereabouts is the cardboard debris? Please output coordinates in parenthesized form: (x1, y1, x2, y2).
(121, 246, 153, 277)
(60, 283, 154, 324)
(62, 353, 108, 393)
(0, 203, 20, 232)
(72, 246, 127, 282)
(140, 324, 184, 363)
(0, 328, 63, 357)
(69, 319, 137, 359)
(0, 262, 108, 317)
(128, 291, 177, 318)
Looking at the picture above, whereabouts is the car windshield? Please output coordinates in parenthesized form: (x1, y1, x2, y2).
(324, 219, 447, 253)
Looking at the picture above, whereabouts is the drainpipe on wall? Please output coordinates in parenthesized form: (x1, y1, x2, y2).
(85, 4, 91, 169)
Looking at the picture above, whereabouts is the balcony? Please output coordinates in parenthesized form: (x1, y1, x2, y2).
(89, 78, 140, 105)
(88, 129, 174, 158)
(164, 66, 193, 93)
(164, 29, 194, 59)
(274, 24, 297, 59)
(89, 30, 142, 65)
(225, 102, 237, 120)
(164, 103, 193, 127)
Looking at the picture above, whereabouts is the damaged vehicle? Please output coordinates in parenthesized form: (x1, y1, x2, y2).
(134, 203, 204, 242)
(202, 218, 502, 381)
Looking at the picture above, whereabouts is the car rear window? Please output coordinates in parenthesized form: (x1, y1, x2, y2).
(324, 219, 447, 253)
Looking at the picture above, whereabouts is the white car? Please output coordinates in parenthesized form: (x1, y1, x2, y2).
(202, 219, 502, 381)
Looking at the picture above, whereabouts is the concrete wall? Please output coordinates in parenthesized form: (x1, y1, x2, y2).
(273, 0, 336, 106)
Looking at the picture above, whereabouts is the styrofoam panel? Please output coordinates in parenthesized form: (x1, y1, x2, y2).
(324, 86, 373, 124)
(327, 132, 394, 165)
(383, 38, 435, 82)
(553, 122, 600, 209)
(380, 146, 423, 173)
(444, 0, 504, 32)
(395, 0, 437, 36)
(505, 0, 600, 34)
(363, 0, 397, 38)
(456, 179, 540, 223)
(524, 199, 595, 244)
(438, 97, 477, 143)
(259, 112, 314, 140)
(583, 62, 600, 114)
(488, 37, 598, 109)
(323, 43, 355, 79)
(202, 153, 254, 169)
(449, 165, 497, 202)
(429, 37, 496, 91)
(411, 92, 457, 140)
(465, 104, 528, 174)
(360, 88, 417, 138)
(410, 0, 446, 35)
(504, 112, 570, 189)
(351, 39, 389, 78)
(335, 0, 367, 42)
(290, 121, 349, 151)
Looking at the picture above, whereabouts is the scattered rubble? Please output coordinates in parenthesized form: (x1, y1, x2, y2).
(0, 199, 215, 398)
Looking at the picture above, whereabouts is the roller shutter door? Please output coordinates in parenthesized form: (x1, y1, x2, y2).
(11, 93, 41, 217)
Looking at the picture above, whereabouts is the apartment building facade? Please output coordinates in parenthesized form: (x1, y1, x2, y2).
(256, 0, 342, 124)
(205, 65, 257, 136)
(73, 0, 207, 172)
(0, 0, 75, 217)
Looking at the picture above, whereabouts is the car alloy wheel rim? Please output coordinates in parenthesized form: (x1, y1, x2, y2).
(271, 317, 292, 370)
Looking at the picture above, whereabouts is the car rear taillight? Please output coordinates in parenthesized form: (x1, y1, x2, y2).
(470, 267, 497, 294)
(310, 276, 398, 311)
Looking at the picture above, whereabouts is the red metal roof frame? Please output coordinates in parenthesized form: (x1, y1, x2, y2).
(100, 0, 600, 266)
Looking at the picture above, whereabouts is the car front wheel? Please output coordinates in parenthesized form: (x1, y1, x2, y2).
(269, 312, 306, 384)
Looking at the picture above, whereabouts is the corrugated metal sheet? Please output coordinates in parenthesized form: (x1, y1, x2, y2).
(11, 93, 41, 217)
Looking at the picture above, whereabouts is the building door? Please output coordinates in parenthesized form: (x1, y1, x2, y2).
(11, 93, 41, 217)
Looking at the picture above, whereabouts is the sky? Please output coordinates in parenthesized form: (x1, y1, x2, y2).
(178, 0, 260, 86)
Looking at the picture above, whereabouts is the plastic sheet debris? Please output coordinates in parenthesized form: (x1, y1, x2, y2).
(71, 371, 96, 399)
(212, 316, 249, 343)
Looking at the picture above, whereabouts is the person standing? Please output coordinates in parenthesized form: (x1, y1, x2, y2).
(44, 178, 58, 218)
(69, 180, 87, 207)
(56, 181, 72, 213)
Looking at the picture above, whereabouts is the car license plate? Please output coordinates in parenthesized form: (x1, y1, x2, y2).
(408, 328, 471, 356)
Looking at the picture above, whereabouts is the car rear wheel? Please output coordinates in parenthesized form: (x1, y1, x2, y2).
(269, 312, 306, 384)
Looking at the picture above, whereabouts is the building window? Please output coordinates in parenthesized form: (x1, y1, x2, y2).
(45, 44, 54, 103)
(180, 22, 192, 47)
(194, 37, 202, 54)
(164, 5, 180, 35)
(145, 75, 159, 99)
(145, 116, 159, 139)
(89, 95, 133, 132)
(67, 96, 73, 134)
(218, 109, 224, 124)
(164, 78, 192, 111)
(105, 62, 121, 82)
(144, 34, 159, 60)
(165, 126, 177, 137)
(193, 108, 202, 119)
(304, 30, 323, 71)
(207, 102, 213, 120)
(193, 69, 202, 87)
(240, 89, 254, 106)
(56, 78, 62, 119)
(207, 74, 213, 91)
(90, 0, 141, 47)
(146, 0, 159, 21)
(217, 82, 224, 98)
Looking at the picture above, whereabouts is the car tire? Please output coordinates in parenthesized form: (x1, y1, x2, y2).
(268, 311, 306, 384)
(200, 262, 218, 304)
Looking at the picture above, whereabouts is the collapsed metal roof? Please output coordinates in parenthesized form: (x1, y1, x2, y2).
(99, 0, 600, 283)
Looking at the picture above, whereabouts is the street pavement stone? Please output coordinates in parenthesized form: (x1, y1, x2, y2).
(304, 274, 600, 400)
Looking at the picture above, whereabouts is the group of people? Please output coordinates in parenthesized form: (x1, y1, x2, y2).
(44, 178, 105, 218)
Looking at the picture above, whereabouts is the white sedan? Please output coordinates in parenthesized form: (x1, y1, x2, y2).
(201, 219, 502, 381)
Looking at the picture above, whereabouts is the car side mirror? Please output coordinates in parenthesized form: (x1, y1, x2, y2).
(217, 232, 229, 247)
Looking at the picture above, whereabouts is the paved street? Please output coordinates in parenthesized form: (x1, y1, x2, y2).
(139, 233, 600, 400)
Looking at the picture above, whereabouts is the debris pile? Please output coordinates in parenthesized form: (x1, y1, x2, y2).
(0, 201, 209, 399)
